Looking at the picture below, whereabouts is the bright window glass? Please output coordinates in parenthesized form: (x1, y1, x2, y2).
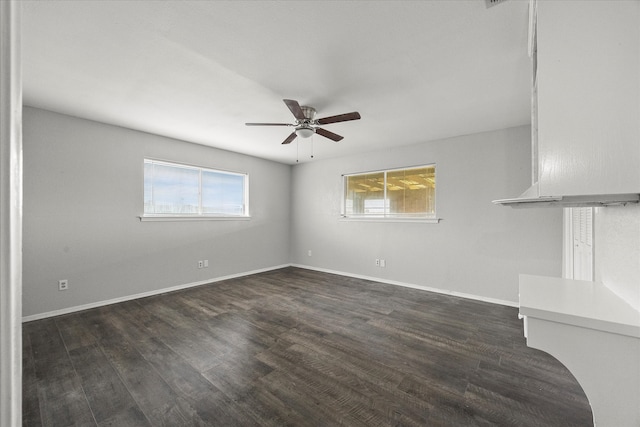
(144, 159, 248, 217)
(344, 165, 435, 218)
(201, 170, 245, 215)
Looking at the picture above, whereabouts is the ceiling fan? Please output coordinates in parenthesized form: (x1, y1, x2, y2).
(246, 99, 361, 145)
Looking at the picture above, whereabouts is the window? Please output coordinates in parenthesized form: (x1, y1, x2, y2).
(343, 165, 436, 219)
(143, 159, 248, 218)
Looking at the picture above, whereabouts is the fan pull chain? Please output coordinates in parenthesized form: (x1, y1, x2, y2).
(296, 138, 299, 163)
(310, 134, 314, 159)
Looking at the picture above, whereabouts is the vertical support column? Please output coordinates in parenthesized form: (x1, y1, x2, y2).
(0, 1, 22, 426)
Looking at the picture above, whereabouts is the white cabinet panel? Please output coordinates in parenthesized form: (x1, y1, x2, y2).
(537, 0, 640, 196)
(519, 274, 640, 426)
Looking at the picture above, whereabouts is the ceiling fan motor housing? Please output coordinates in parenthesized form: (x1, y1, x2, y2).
(300, 106, 316, 122)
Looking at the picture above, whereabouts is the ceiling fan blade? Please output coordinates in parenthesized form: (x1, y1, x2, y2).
(316, 111, 361, 125)
(245, 122, 292, 126)
(283, 99, 306, 120)
(281, 132, 297, 145)
(315, 127, 344, 142)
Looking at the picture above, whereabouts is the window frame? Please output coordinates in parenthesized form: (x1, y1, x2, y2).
(141, 158, 250, 221)
(341, 164, 439, 223)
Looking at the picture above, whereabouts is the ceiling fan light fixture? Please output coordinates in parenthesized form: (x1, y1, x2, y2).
(295, 126, 315, 138)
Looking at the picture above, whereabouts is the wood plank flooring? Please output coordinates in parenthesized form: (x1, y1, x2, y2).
(22, 267, 593, 426)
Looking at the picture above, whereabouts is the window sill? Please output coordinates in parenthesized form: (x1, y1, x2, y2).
(139, 215, 251, 222)
(339, 216, 442, 224)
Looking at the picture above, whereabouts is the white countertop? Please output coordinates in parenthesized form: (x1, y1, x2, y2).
(519, 274, 640, 338)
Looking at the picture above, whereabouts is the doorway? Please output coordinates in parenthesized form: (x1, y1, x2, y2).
(564, 207, 594, 281)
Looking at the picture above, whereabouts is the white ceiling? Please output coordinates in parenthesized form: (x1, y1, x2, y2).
(22, 0, 531, 165)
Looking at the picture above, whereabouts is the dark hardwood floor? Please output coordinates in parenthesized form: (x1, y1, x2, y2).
(23, 267, 593, 426)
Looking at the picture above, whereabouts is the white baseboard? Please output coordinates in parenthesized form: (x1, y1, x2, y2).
(22, 264, 291, 322)
(23, 263, 518, 322)
(291, 264, 519, 308)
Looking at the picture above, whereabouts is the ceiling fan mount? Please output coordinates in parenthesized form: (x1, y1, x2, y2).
(298, 105, 316, 122)
(246, 99, 361, 145)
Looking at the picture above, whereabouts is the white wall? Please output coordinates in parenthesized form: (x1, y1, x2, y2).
(290, 126, 562, 304)
(595, 204, 640, 311)
(22, 107, 291, 318)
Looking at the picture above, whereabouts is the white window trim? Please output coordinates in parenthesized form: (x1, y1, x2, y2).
(341, 164, 439, 222)
(139, 215, 251, 222)
(338, 217, 441, 224)
(142, 159, 250, 220)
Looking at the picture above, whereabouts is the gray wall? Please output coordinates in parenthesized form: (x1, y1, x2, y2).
(290, 126, 562, 304)
(23, 110, 563, 317)
(595, 204, 640, 311)
(23, 107, 291, 317)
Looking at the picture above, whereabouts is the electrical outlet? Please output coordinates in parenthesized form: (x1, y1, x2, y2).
(198, 260, 203, 269)
(375, 259, 380, 267)
(380, 259, 386, 268)
(308, 250, 312, 257)
(204, 260, 209, 268)
(58, 279, 68, 291)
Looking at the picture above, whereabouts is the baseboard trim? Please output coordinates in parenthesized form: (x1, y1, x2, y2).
(22, 264, 291, 322)
(23, 263, 518, 321)
(290, 264, 519, 308)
